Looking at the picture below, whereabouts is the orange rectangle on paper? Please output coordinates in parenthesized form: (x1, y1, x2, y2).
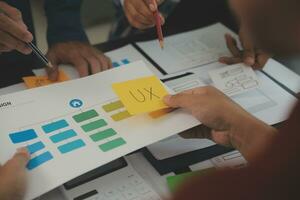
(23, 70, 69, 89)
(149, 108, 175, 119)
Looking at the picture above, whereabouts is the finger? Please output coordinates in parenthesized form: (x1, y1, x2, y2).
(73, 56, 89, 77)
(127, 15, 153, 29)
(127, 3, 154, 26)
(160, 13, 165, 25)
(211, 130, 231, 146)
(0, 2, 27, 30)
(92, 49, 112, 71)
(86, 55, 101, 74)
(0, 44, 12, 52)
(46, 54, 59, 81)
(163, 93, 195, 109)
(225, 33, 241, 57)
(3, 148, 30, 170)
(125, 8, 154, 30)
(0, 13, 33, 43)
(252, 53, 270, 70)
(81, 47, 103, 74)
(106, 56, 113, 69)
(179, 125, 212, 139)
(145, 0, 158, 12)
(139, 0, 155, 21)
(239, 33, 255, 66)
(0, 2, 24, 24)
(219, 56, 242, 65)
(0, 30, 32, 54)
(242, 49, 255, 66)
(98, 55, 111, 71)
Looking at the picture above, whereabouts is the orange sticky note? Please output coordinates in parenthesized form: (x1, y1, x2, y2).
(149, 108, 175, 119)
(23, 70, 69, 89)
(112, 76, 169, 115)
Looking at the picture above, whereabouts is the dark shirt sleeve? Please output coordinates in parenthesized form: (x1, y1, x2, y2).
(44, 0, 89, 47)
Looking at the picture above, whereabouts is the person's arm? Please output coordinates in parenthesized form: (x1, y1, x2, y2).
(44, 0, 88, 46)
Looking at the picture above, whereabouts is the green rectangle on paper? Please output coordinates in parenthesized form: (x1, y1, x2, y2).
(90, 128, 117, 142)
(102, 101, 124, 112)
(111, 111, 132, 121)
(99, 138, 126, 152)
(73, 110, 99, 123)
(81, 119, 107, 132)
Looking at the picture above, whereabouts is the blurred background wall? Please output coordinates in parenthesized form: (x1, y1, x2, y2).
(31, 0, 115, 53)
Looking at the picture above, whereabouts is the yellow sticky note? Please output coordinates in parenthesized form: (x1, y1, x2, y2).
(112, 76, 169, 115)
(23, 70, 69, 89)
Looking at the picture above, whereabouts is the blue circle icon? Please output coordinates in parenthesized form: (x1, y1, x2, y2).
(69, 99, 83, 108)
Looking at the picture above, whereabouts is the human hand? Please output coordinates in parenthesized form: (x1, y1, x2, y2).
(219, 26, 271, 69)
(0, 148, 30, 200)
(164, 86, 249, 147)
(164, 86, 276, 160)
(123, 0, 165, 30)
(46, 42, 112, 81)
(0, 2, 33, 54)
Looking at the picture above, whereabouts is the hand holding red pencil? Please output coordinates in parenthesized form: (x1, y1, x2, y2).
(123, 0, 165, 30)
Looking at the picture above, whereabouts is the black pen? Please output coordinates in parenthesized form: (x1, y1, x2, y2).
(27, 42, 53, 68)
(0, 8, 53, 68)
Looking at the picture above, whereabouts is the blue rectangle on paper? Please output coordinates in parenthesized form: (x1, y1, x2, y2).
(27, 151, 53, 170)
(121, 59, 130, 64)
(42, 120, 69, 133)
(50, 129, 77, 143)
(112, 62, 120, 67)
(9, 129, 37, 144)
(58, 139, 85, 154)
(27, 141, 45, 154)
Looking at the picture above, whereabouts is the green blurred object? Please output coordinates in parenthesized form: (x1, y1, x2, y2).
(167, 168, 216, 192)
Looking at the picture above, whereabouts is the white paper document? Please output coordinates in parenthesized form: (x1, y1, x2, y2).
(136, 23, 236, 74)
(164, 60, 297, 125)
(0, 61, 199, 200)
(147, 60, 297, 160)
(211, 150, 247, 169)
(209, 64, 260, 96)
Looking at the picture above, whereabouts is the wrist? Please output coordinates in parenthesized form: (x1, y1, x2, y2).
(228, 112, 276, 161)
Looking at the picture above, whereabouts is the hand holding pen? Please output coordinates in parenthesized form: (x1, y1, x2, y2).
(0, 2, 53, 68)
(0, 2, 33, 54)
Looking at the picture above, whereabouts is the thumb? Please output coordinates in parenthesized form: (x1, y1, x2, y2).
(149, 2, 157, 12)
(46, 63, 59, 82)
(3, 148, 30, 171)
(163, 93, 194, 109)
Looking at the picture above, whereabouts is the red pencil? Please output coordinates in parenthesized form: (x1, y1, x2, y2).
(152, 0, 164, 49)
